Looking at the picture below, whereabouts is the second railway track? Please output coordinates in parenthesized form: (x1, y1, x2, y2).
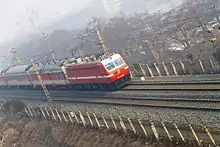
(1, 91, 220, 111)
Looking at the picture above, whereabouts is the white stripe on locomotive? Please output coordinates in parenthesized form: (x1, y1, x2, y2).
(67, 73, 114, 80)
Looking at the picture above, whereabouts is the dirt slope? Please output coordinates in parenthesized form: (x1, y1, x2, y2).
(0, 115, 201, 147)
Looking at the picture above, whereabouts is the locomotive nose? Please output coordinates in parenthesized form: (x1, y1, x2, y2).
(114, 69, 123, 79)
(115, 69, 121, 75)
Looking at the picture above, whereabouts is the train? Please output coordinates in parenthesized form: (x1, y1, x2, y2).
(0, 53, 131, 90)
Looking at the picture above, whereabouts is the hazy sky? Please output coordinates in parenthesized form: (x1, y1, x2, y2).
(0, 0, 183, 46)
(0, 0, 94, 45)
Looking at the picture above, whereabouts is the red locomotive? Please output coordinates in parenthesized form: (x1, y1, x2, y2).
(0, 53, 131, 90)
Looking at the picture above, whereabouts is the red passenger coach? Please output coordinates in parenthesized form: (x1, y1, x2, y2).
(63, 53, 131, 90)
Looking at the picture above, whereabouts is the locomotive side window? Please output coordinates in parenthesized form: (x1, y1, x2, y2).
(56, 73, 64, 80)
(105, 62, 115, 71)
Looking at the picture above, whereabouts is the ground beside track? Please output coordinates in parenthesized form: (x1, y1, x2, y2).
(1, 88, 220, 130)
(0, 80, 220, 146)
(8, 99, 220, 132)
(1, 90, 220, 129)
(0, 112, 213, 147)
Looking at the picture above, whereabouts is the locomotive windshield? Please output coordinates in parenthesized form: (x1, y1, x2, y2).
(105, 62, 115, 71)
(114, 58, 124, 67)
(104, 58, 124, 71)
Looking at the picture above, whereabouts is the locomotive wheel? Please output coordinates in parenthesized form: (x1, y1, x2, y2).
(98, 84, 108, 90)
(74, 84, 83, 90)
(91, 84, 98, 89)
(86, 84, 96, 90)
(108, 83, 117, 90)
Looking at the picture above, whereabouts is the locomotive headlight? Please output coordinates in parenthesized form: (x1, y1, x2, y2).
(124, 66, 129, 70)
(210, 37, 217, 43)
(207, 28, 213, 33)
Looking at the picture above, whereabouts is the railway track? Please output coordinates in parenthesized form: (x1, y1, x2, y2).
(133, 74, 220, 82)
(1, 92, 220, 111)
(126, 80, 220, 90)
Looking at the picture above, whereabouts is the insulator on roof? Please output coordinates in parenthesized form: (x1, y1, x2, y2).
(207, 28, 213, 33)
(91, 56, 97, 61)
(210, 37, 217, 43)
(76, 58, 82, 63)
(85, 57, 90, 62)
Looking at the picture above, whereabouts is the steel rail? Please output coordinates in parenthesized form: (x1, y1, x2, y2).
(127, 79, 220, 91)
(129, 81, 220, 85)
(132, 74, 220, 82)
(124, 83, 220, 90)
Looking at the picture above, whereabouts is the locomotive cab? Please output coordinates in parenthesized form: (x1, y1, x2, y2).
(101, 54, 131, 87)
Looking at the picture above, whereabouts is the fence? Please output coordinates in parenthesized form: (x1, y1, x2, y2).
(130, 59, 219, 78)
(0, 102, 218, 146)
